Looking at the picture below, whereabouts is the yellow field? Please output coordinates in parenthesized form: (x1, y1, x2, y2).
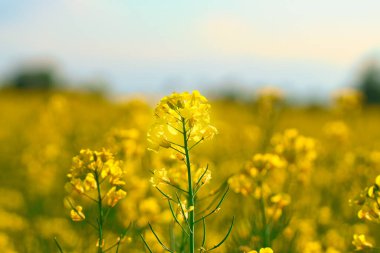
(0, 88, 379, 253)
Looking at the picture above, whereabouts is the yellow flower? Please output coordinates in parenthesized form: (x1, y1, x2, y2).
(333, 88, 363, 113)
(271, 129, 316, 182)
(376, 175, 380, 188)
(228, 174, 253, 196)
(256, 87, 284, 115)
(247, 153, 286, 177)
(352, 234, 373, 251)
(70, 206, 85, 222)
(83, 173, 97, 191)
(148, 91, 217, 151)
(71, 178, 84, 193)
(105, 187, 127, 207)
(356, 174, 380, 223)
(194, 166, 212, 186)
(258, 248, 274, 253)
(271, 193, 291, 207)
(323, 121, 350, 144)
(326, 247, 341, 253)
(68, 149, 126, 193)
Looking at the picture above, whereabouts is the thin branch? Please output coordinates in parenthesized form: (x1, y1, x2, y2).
(195, 186, 229, 223)
(70, 183, 98, 202)
(204, 216, 235, 252)
(186, 125, 193, 142)
(168, 140, 184, 148)
(166, 181, 188, 194)
(140, 234, 153, 253)
(175, 193, 193, 233)
(155, 187, 177, 203)
(188, 137, 204, 151)
(197, 183, 226, 202)
(169, 146, 186, 155)
(54, 237, 64, 253)
(103, 223, 132, 253)
(200, 218, 206, 253)
(102, 207, 112, 227)
(194, 165, 209, 195)
(167, 123, 184, 134)
(168, 199, 189, 236)
(148, 223, 175, 253)
(103, 240, 120, 253)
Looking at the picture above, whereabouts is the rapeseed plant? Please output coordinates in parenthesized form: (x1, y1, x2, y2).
(351, 175, 380, 251)
(62, 149, 128, 253)
(143, 91, 234, 253)
(229, 129, 317, 252)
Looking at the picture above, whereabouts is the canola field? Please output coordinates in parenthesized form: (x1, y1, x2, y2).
(0, 88, 379, 253)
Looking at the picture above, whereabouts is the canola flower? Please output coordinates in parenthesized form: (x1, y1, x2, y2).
(332, 88, 363, 114)
(228, 152, 290, 249)
(350, 175, 380, 252)
(256, 87, 284, 116)
(271, 129, 317, 183)
(143, 91, 233, 253)
(352, 234, 373, 251)
(248, 247, 274, 253)
(228, 129, 315, 251)
(147, 90, 218, 152)
(354, 175, 380, 223)
(64, 148, 127, 253)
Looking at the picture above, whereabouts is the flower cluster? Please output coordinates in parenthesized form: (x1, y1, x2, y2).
(256, 87, 284, 115)
(271, 129, 317, 182)
(229, 153, 286, 198)
(349, 175, 380, 251)
(66, 149, 126, 221)
(323, 121, 350, 144)
(107, 128, 144, 159)
(354, 175, 380, 223)
(352, 234, 373, 251)
(147, 91, 218, 151)
(248, 247, 274, 253)
(332, 88, 363, 114)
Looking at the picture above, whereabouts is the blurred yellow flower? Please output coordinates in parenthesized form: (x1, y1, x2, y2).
(70, 206, 85, 222)
(105, 187, 127, 207)
(352, 234, 373, 251)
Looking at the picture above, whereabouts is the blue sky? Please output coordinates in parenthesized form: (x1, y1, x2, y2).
(1, 0, 380, 98)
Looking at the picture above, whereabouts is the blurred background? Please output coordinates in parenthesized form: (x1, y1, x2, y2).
(1, 0, 380, 102)
(1, 1, 380, 253)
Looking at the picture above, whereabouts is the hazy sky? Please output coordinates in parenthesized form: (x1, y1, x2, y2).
(1, 0, 380, 98)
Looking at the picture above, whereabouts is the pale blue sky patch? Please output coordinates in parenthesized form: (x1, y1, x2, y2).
(0, 0, 379, 98)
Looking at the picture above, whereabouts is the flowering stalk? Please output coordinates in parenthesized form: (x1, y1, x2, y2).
(145, 91, 233, 253)
(351, 175, 380, 251)
(182, 117, 195, 253)
(94, 166, 104, 253)
(63, 149, 127, 253)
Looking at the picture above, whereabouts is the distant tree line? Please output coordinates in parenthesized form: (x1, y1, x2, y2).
(2, 66, 58, 90)
(11, 68, 56, 90)
(356, 60, 380, 104)
(2, 65, 107, 93)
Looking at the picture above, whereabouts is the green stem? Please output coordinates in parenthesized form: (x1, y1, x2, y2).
(95, 171, 104, 253)
(259, 181, 270, 247)
(182, 118, 195, 253)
